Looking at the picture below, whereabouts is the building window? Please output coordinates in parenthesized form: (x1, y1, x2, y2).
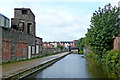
(27, 23, 32, 34)
(18, 22, 24, 32)
(22, 10, 27, 14)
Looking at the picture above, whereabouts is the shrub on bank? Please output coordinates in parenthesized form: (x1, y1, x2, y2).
(106, 50, 120, 72)
(87, 50, 120, 74)
(86, 51, 100, 61)
(78, 51, 84, 54)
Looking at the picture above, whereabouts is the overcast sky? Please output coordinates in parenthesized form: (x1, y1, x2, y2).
(0, 0, 119, 42)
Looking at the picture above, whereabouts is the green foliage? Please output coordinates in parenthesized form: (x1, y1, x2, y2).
(116, 61, 120, 73)
(106, 50, 120, 71)
(78, 51, 84, 54)
(85, 3, 119, 58)
(87, 50, 120, 74)
(57, 45, 64, 50)
(87, 51, 100, 61)
(77, 38, 85, 52)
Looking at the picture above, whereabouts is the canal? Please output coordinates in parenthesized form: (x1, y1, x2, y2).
(26, 54, 119, 78)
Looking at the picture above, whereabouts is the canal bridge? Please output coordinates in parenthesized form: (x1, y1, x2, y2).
(69, 46, 79, 53)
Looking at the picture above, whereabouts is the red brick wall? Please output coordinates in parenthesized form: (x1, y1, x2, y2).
(2, 40, 11, 61)
(16, 43, 28, 59)
(113, 37, 120, 51)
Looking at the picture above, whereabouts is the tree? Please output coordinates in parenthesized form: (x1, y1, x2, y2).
(77, 38, 85, 52)
(57, 45, 64, 50)
(85, 3, 119, 58)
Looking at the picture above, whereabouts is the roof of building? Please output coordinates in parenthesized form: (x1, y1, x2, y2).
(60, 41, 73, 44)
(14, 8, 35, 17)
(36, 36, 42, 40)
(0, 13, 9, 20)
(73, 40, 78, 45)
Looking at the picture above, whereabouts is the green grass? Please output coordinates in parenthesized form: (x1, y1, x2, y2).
(2, 52, 63, 65)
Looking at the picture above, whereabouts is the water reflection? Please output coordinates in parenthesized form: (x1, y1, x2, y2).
(86, 58, 118, 78)
(27, 54, 119, 78)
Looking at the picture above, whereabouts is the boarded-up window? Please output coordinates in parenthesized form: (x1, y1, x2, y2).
(28, 46, 31, 59)
(18, 22, 24, 31)
(36, 45, 39, 54)
(32, 46, 35, 54)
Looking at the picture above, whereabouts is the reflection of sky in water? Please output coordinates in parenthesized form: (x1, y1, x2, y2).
(28, 54, 119, 78)
(34, 54, 91, 78)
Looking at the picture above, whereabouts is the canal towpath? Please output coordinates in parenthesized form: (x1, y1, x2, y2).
(2, 52, 69, 79)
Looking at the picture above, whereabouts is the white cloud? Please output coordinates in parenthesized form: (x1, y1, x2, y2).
(4, 0, 119, 2)
(35, 8, 90, 41)
(36, 9, 76, 26)
(1, 0, 118, 41)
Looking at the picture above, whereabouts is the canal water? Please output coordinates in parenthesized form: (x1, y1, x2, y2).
(27, 54, 119, 78)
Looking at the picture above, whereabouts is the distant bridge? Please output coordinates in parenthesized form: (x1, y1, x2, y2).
(69, 46, 79, 53)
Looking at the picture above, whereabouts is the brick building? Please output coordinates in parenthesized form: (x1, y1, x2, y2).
(113, 36, 120, 52)
(0, 8, 69, 62)
(0, 8, 42, 62)
(11, 8, 36, 36)
(42, 40, 78, 49)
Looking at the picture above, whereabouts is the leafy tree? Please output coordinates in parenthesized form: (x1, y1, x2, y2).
(57, 45, 64, 50)
(85, 3, 119, 58)
(77, 38, 85, 52)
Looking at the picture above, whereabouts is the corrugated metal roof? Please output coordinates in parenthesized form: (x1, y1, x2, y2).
(0, 13, 9, 20)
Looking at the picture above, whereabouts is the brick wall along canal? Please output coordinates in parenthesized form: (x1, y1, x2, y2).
(26, 54, 119, 78)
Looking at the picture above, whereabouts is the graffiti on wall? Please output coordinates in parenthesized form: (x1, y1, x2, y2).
(16, 42, 28, 59)
(2, 40, 11, 61)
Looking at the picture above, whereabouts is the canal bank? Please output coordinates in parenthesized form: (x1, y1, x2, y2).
(2, 52, 70, 79)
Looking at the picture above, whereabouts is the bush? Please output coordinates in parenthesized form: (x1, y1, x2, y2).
(86, 51, 99, 61)
(87, 49, 120, 74)
(116, 61, 120, 73)
(57, 45, 64, 50)
(106, 50, 120, 71)
(78, 51, 84, 54)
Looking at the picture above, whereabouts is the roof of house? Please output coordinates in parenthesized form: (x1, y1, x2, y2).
(60, 41, 73, 44)
(14, 8, 35, 17)
(0, 13, 9, 20)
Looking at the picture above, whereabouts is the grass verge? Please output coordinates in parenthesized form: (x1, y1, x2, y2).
(2, 52, 64, 65)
